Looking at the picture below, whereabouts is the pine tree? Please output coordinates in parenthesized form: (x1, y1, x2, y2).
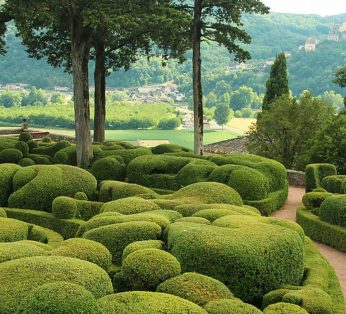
(262, 52, 289, 110)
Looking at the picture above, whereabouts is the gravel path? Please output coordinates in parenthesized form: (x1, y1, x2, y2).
(271, 186, 346, 301)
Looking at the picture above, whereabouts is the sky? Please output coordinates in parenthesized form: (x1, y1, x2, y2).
(261, 0, 346, 16)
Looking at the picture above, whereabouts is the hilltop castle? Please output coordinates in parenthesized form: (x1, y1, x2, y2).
(328, 22, 346, 41)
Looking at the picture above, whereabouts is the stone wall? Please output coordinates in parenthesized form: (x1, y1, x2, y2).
(287, 169, 305, 187)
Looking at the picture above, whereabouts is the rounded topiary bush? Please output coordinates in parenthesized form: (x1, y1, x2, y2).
(0, 217, 29, 242)
(82, 221, 162, 264)
(122, 240, 164, 260)
(52, 196, 78, 219)
(319, 195, 346, 227)
(101, 197, 161, 215)
(0, 148, 23, 163)
(152, 144, 192, 154)
(321, 175, 346, 194)
(50, 238, 112, 270)
(91, 157, 126, 181)
(18, 132, 33, 142)
(203, 298, 263, 314)
(0, 256, 113, 314)
(32, 140, 71, 157)
(18, 158, 35, 167)
(97, 291, 207, 314)
(74, 191, 88, 200)
(16, 281, 102, 314)
(166, 221, 304, 304)
(28, 154, 52, 164)
(15, 141, 29, 157)
(175, 217, 211, 225)
(27, 140, 38, 152)
(0, 241, 47, 263)
(122, 248, 181, 290)
(53, 145, 77, 165)
(0, 164, 21, 206)
(41, 136, 51, 143)
(263, 302, 308, 314)
(192, 206, 260, 222)
(302, 191, 333, 211)
(157, 272, 233, 306)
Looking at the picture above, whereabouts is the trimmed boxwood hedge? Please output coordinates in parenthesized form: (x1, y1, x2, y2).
(319, 195, 346, 227)
(305, 163, 337, 192)
(203, 298, 263, 314)
(97, 291, 207, 314)
(49, 238, 112, 270)
(15, 141, 29, 157)
(0, 217, 29, 242)
(152, 144, 192, 154)
(122, 248, 182, 290)
(8, 165, 97, 212)
(31, 140, 71, 157)
(321, 175, 346, 194)
(296, 205, 346, 252)
(18, 132, 32, 142)
(302, 191, 333, 212)
(28, 154, 53, 164)
(175, 217, 211, 225)
(166, 221, 304, 304)
(0, 256, 113, 314)
(0, 148, 23, 163)
(122, 239, 164, 260)
(82, 221, 162, 264)
(91, 157, 126, 181)
(101, 197, 161, 215)
(0, 164, 21, 206)
(0, 241, 47, 263)
(18, 158, 35, 167)
(16, 281, 102, 314)
(157, 272, 233, 306)
(263, 302, 308, 314)
(53, 145, 77, 165)
(94, 147, 151, 164)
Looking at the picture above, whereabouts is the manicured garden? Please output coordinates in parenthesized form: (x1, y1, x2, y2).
(0, 133, 344, 313)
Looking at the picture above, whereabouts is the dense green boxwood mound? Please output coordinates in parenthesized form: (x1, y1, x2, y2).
(0, 163, 21, 206)
(7, 165, 97, 211)
(53, 145, 77, 165)
(203, 298, 263, 314)
(98, 180, 157, 202)
(192, 206, 260, 222)
(91, 157, 126, 181)
(94, 146, 152, 164)
(0, 256, 113, 313)
(157, 272, 233, 306)
(305, 163, 337, 192)
(15, 141, 29, 157)
(31, 140, 71, 157)
(16, 281, 102, 314)
(122, 240, 164, 260)
(101, 197, 161, 214)
(97, 291, 207, 314)
(18, 158, 35, 167)
(49, 238, 112, 270)
(263, 302, 308, 314)
(152, 144, 192, 154)
(0, 148, 23, 163)
(302, 191, 333, 212)
(175, 217, 211, 225)
(0, 217, 29, 242)
(321, 175, 346, 194)
(166, 220, 304, 304)
(122, 248, 181, 290)
(83, 221, 162, 264)
(28, 154, 53, 164)
(319, 195, 346, 227)
(0, 241, 47, 263)
(18, 132, 33, 142)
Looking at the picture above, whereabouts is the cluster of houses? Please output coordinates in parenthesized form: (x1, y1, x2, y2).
(0, 83, 70, 92)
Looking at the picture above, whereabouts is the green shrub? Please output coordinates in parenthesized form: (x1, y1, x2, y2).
(27, 139, 38, 152)
(157, 272, 233, 306)
(209, 165, 270, 201)
(98, 180, 157, 202)
(18, 132, 33, 142)
(0, 148, 23, 163)
(263, 302, 308, 314)
(76, 200, 104, 220)
(97, 291, 207, 313)
(74, 191, 88, 200)
(103, 141, 136, 150)
(52, 196, 77, 219)
(18, 158, 35, 167)
(27, 225, 63, 248)
(122, 248, 181, 290)
(0, 217, 29, 242)
(152, 144, 192, 154)
(0, 207, 6, 217)
(0, 255, 113, 313)
(319, 195, 346, 227)
(0, 164, 21, 206)
(305, 164, 337, 192)
(15, 141, 29, 157)
(0, 137, 17, 151)
(91, 157, 126, 181)
(157, 117, 181, 130)
(145, 209, 183, 222)
(28, 154, 52, 164)
(101, 196, 161, 215)
(166, 221, 304, 303)
(152, 199, 185, 209)
(0, 241, 47, 263)
(82, 221, 162, 264)
(53, 145, 77, 165)
(95, 147, 151, 164)
(203, 298, 263, 314)
(41, 136, 51, 143)
(296, 206, 346, 252)
(16, 281, 102, 314)
(321, 175, 346, 194)
(302, 191, 333, 212)
(32, 140, 71, 157)
(8, 165, 97, 211)
(122, 240, 164, 260)
(49, 238, 112, 270)
(175, 217, 211, 225)
(165, 182, 243, 206)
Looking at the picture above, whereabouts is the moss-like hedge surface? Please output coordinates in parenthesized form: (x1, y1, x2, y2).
(97, 291, 207, 313)
(203, 298, 263, 314)
(0, 256, 113, 314)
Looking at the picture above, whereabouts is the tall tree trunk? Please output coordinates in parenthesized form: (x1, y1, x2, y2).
(192, 0, 204, 156)
(71, 13, 93, 168)
(94, 38, 106, 143)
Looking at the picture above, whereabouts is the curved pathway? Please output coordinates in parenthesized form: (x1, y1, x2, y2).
(271, 186, 346, 301)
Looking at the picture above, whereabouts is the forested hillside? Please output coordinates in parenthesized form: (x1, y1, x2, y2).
(0, 11, 345, 96)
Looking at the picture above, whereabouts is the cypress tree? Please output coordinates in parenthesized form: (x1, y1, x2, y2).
(262, 52, 289, 110)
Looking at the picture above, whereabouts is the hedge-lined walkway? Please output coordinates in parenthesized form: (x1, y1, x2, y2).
(271, 186, 346, 301)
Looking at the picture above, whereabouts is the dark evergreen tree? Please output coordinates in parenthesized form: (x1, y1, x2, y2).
(262, 52, 289, 110)
(333, 65, 346, 107)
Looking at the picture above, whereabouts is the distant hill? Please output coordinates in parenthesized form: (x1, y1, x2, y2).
(0, 11, 345, 96)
